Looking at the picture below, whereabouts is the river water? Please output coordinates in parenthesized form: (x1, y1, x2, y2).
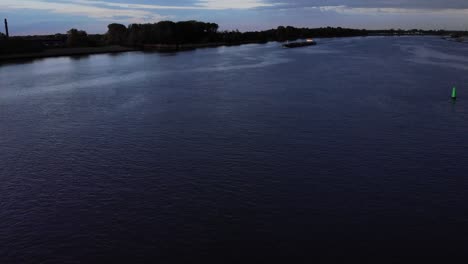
(1, 36, 467, 262)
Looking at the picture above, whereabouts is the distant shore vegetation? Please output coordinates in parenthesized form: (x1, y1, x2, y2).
(1, 20, 467, 55)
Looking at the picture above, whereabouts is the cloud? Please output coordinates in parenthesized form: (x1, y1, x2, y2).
(262, 0, 468, 17)
(67, 0, 204, 10)
(4, 0, 467, 22)
(303, 5, 468, 16)
(2, 0, 468, 33)
(195, 0, 277, 9)
(265, 0, 468, 10)
(0, 0, 168, 23)
(64, 0, 277, 10)
(0, 0, 278, 25)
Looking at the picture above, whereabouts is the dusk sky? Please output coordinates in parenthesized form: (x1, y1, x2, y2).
(1, 0, 468, 35)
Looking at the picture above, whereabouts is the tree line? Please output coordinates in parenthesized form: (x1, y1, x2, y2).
(103, 21, 368, 46)
(119, 21, 219, 46)
(51, 21, 374, 48)
(103, 22, 463, 46)
(2, 19, 467, 54)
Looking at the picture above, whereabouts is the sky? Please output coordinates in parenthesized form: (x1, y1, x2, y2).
(1, 0, 468, 35)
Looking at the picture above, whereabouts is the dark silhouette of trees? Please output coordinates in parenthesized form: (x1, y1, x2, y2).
(276, 26, 296, 41)
(6, 19, 458, 53)
(124, 21, 220, 46)
(3, 19, 467, 56)
(220, 30, 243, 44)
(272, 26, 368, 41)
(154, 21, 176, 44)
(105, 23, 127, 45)
(66, 29, 89, 47)
(111, 21, 372, 48)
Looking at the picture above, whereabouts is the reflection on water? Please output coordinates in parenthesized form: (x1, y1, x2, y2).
(0, 71, 150, 99)
(70, 54, 91, 60)
(397, 41, 468, 70)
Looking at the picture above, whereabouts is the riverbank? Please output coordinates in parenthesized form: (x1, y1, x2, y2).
(0, 41, 272, 63)
(0, 46, 136, 63)
(1, 41, 272, 63)
(143, 41, 268, 51)
(0, 35, 440, 63)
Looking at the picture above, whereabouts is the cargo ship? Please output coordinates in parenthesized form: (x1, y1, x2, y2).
(283, 39, 316, 48)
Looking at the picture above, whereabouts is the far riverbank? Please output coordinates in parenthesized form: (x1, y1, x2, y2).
(0, 35, 454, 64)
(0, 40, 273, 63)
(0, 41, 271, 63)
(0, 46, 136, 63)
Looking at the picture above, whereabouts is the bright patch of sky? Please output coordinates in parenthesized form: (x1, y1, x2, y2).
(1, 0, 468, 35)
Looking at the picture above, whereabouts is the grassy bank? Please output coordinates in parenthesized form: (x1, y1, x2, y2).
(0, 46, 135, 62)
(0, 41, 271, 63)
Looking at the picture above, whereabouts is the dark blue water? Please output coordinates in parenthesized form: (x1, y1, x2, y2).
(1, 36, 468, 263)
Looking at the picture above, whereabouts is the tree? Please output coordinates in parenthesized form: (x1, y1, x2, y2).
(126, 24, 141, 46)
(118, 20, 372, 47)
(66, 29, 89, 47)
(105, 23, 127, 45)
(123, 21, 221, 46)
(157, 21, 177, 44)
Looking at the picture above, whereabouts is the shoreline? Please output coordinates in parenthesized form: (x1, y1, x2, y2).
(0, 35, 442, 63)
(0, 41, 270, 63)
(142, 41, 268, 52)
(0, 46, 136, 63)
(0, 42, 266, 63)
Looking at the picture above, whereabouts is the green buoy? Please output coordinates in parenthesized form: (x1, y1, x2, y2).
(452, 87, 457, 100)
